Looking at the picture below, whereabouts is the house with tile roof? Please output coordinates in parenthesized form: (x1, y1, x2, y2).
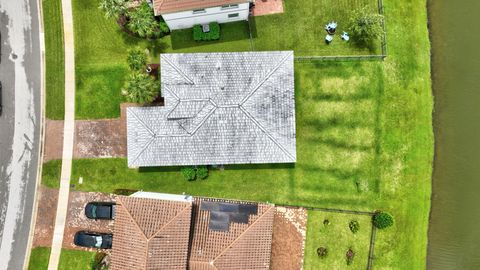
(126, 51, 296, 167)
(151, 0, 253, 30)
(109, 192, 275, 270)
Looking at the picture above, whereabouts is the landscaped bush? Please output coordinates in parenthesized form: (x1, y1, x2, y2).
(349, 220, 360, 233)
(317, 247, 328, 258)
(196, 166, 209, 180)
(346, 248, 355, 265)
(121, 72, 158, 103)
(126, 47, 147, 71)
(113, 188, 138, 196)
(323, 219, 330, 226)
(99, 0, 127, 19)
(193, 22, 220, 41)
(372, 211, 394, 229)
(181, 167, 197, 181)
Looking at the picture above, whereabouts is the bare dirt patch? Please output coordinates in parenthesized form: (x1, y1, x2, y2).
(62, 191, 116, 251)
(32, 186, 59, 247)
(271, 206, 308, 270)
(43, 120, 64, 162)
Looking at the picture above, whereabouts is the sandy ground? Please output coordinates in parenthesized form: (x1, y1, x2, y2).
(32, 188, 115, 251)
(271, 206, 308, 270)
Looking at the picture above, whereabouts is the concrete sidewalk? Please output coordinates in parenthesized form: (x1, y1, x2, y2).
(47, 0, 75, 268)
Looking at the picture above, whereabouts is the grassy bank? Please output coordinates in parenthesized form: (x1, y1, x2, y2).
(43, 0, 65, 119)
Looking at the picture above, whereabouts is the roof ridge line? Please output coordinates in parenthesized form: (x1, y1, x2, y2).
(118, 197, 149, 241)
(162, 55, 195, 85)
(147, 203, 192, 241)
(211, 205, 275, 264)
(163, 85, 180, 101)
(239, 51, 293, 105)
(239, 106, 295, 160)
(131, 136, 156, 165)
(188, 105, 217, 135)
(129, 108, 156, 137)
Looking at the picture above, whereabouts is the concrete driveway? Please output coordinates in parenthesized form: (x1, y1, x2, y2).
(0, 0, 42, 269)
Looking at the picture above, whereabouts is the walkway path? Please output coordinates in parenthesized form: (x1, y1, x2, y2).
(47, 0, 75, 268)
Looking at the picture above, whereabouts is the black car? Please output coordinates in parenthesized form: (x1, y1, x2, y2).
(85, 202, 116, 220)
(74, 231, 112, 249)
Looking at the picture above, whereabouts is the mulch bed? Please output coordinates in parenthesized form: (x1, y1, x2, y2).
(270, 206, 308, 270)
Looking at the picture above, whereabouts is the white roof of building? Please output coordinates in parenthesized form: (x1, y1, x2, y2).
(127, 51, 296, 167)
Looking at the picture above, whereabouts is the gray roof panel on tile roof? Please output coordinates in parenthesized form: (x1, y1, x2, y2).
(127, 51, 296, 167)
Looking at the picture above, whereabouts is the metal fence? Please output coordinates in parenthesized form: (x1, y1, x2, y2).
(248, 0, 388, 62)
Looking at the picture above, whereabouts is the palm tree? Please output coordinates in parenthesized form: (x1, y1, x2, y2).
(122, 72, 158, 104)
(126, 2, 159, 38)
(99, 0, 127, 19)
(127, 47, 148, 71)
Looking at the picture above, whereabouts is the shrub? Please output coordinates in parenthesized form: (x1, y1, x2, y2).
(196, 166, 209, 180)
(121, 72, 158, 103)
(181, 167, 196, 181)
(99, 0, 127, 19)
(323, 219, 330, 226)
(126, 2, 160, 38)
(317, 247, 328, 258)
(348, 7, 384, 45)
(193, 22, 221, 41)
(159, 21, 170, 34)
(90, 252, 107, 270)
(372, 211, 394, 229)
(349, 220, 360, 233)
(127, 47, 147, 71)
(113, 189, 138, 196)
(346, 248, 355, 265)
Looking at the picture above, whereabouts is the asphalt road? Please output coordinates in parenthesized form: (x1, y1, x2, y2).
(0, 0, 42, 269)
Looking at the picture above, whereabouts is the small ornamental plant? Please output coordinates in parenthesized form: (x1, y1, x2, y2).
(346, 248, 355, 265)
(317, 247, 328, 258)
(196, 166, 209, 180)
(323, 219, 330, 226)
(181, 167, 196, 181)
(372, 211, 394, 229)
(349, 220, 360, 234)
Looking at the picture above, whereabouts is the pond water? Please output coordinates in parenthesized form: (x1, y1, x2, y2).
(427, 0, 480, 269)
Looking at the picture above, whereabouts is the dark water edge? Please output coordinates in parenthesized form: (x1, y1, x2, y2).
(427, 0, 480, 269)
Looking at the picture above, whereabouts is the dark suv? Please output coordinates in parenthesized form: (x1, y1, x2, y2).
(85, 202, 116, 220)
(74, 231, 112, 249)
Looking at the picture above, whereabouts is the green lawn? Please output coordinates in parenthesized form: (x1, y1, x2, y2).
(252, 0, 381, 55)
(304, 211, 372, 270)
(43, 0, 65, 120)
(28, 248, 96, 270)
(28, 247, 51, 270)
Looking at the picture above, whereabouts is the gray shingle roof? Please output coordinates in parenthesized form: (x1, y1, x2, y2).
(127, 51, 296, 167)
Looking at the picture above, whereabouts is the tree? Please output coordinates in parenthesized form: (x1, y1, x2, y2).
(126, 2, 159, 38)
(127, 48, 147, 71)
(348, 7, 384, 45)
(372, 211, 394, 229)
(121, 72, 158, 103)
(99, 0, 127, 19)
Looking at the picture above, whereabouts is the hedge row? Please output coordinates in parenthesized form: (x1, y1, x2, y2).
(193, 22, 220, 41)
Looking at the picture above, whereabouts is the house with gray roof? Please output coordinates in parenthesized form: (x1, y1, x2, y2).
(126, 51, 296, 167)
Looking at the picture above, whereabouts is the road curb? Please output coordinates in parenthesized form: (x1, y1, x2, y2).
(22, 0, 47, 269)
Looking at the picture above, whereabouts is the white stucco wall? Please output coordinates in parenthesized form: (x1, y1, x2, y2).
(162, 2, 250, 30)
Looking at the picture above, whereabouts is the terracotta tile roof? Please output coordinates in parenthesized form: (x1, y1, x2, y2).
(110, 196, 192, 270)
(189, 197, 275, 270)
(153, 0, 250, 15)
